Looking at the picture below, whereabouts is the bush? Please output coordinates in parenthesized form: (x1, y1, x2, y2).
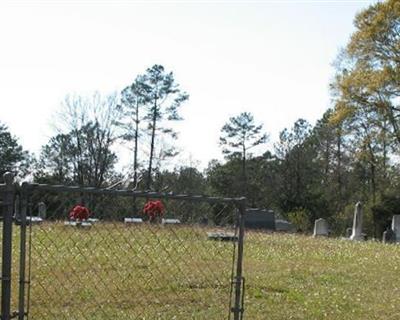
(287, 209, 311, 233)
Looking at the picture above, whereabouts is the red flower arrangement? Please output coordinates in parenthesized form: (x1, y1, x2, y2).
(69, 205, 90, 221)
(143, 200, 165, 223)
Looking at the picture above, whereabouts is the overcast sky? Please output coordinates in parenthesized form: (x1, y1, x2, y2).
(0, 0, 377, 169)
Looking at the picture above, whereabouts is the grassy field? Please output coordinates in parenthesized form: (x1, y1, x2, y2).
(7, 223, 400, 319)
(17, 222, 236, 320)
(244, 232, 400, 320)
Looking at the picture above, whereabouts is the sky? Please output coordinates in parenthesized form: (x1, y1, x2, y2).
(0, 0, 378, 170)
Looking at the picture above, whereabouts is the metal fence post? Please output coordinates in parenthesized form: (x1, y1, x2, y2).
(18, 183, 29, 320)
(233, 198, 246, 320)
(1, 172, 15, 320)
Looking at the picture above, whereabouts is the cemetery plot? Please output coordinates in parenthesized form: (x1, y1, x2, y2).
(18, 186, 243, 320)
(27, 222, 236, 319)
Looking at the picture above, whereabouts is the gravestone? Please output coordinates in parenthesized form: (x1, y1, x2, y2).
(391, 215, 400, 243)
(245, 208, 275, 230)
(350, 202, 364, 241)
(124, 218, 143, 224)
(38, 202, 47, 219)
(162, 218, 181, 225)
(275, 219, 295, 232)
(27, 216, 43, 224)
(345, 228, 352, 238)
(207, 231, 238, 242)
(64, 221, 92, 228)
(313, 218, 329, 237)
(383, 228, 395, 244)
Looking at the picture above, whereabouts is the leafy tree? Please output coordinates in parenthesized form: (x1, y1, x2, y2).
(332, 0, 400, 146)
(151, 165, 206, 195)
(313, 109, 352, 214)
(327, 1, 400, 233)
(275, 119, 313, 210)
(0, 122, 29, 180)
(219, 112, 267, 196)
(206, 158, 243, 198)
(35, 133, 73, 184)
(36, 122, 117, 187)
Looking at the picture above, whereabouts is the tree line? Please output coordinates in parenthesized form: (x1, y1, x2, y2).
(1, 0, 399, 236)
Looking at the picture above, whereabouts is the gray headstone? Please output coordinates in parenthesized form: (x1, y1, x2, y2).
(245, 208, 275, 230)
(275, 219, 295, 232)
(313, 218, 329, 237)
(3, 172, 14, 185)
(38, 202, 47, 219)
(383, 228, 396, 244)
(391, 215, 400, 243)
(350, 202, 364, 241)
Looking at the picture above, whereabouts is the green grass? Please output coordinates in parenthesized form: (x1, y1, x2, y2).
(17, 222, 236, 319)
(244, 232, 400, 320)
(7, 224, 400, 319)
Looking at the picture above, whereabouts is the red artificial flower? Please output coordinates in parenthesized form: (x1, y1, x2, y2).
(69, 205, 90, 221)
(143, 200, 165, 221)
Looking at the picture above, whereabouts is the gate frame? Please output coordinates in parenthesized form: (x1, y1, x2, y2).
(1, 172, 15, 320)
(0, 173, 246, 320)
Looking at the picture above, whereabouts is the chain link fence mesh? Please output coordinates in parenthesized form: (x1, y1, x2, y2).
(13, 185, 243, 320)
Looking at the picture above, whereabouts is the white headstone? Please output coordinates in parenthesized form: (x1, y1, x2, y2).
(27, 216, 43, 224)
(162, 219, 181, 225)
(124, 218, 143, 224)
(38, 202, 47, 219)
(350, 202, 364, 241)
(391, 215, 400, 243)
(313, 218, 329, 237)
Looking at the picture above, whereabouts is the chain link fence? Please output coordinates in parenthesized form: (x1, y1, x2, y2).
(0, 176, 246, 320)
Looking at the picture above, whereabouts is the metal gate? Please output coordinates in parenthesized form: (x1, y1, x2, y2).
(0, 173, 245, 319)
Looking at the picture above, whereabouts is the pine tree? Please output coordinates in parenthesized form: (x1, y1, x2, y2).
(219, 112, 267, 196)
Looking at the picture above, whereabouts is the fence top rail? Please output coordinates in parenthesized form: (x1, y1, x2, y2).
(22, 182, 246, 204)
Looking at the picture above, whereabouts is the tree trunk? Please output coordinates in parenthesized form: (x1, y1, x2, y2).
(133, 100, 139, 188)
(386, 104, 400, 146)
(133, 100, 140, 214)
(242, 143, 247, 197)
(336, 128, 343, 211)
(147, 97, 157, 190)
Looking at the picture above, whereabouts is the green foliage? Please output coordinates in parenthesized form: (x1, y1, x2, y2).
(287, 209, 312, 232)
(152, 166, 207, 195)
(36, 122, 118, 187)
(323, 0, 400, 236)
(0, 122, 30, 180)
(372, 194, 400, 236)
(219, 112, 267, 199)
(131, 65, 189, 189)
(116, 75, 149, 187)
(219, 112, 267, 159)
